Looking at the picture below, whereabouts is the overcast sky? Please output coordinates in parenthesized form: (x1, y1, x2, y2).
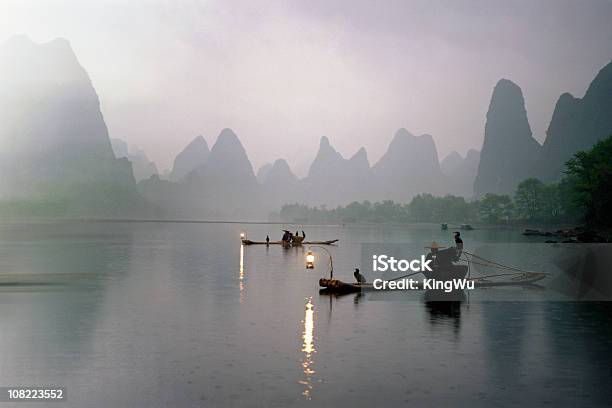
(1, 0, 611, 175)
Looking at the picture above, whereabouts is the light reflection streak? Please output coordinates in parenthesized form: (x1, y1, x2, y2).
(299, 297, 316, 399)
(239, 244, 245, 303)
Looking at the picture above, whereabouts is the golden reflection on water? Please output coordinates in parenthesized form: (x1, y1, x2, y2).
(299, 297, 316, 399)
(239, 244, 245, 303)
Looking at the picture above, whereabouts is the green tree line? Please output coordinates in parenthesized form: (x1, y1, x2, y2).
(278, 135, 612, 227)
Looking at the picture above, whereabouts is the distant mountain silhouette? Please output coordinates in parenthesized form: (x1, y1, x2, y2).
(440, 151, 463, 174)
(170, 135, 209, 182)
(0, 36, 144, 215)
(474, 79, 541, 196)
(129, 147, 159, 182)
(533, 60, 612, 181)
(184, 129, 260, 218)
(137, 175, 184, 218)
(256, 163, 273, 184)
(372, 129, 445, 201)
(111, 138, 158, 182)
(261, 159, 299, 210)
(110, 138, 130, 158)
(307, 136, 347, 179)
(142, 129, 467, 217)
(301, 136, 371, 206)
(17, 36, 610, 220)
(263, 159, 297, 186)
(441, 149, 480, 197)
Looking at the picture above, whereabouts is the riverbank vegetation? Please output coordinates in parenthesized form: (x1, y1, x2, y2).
(277, 135, 612, 228)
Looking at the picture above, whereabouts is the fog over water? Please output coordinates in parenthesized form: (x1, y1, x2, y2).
(1, 0, 611, 174)
(1, 221, 610, 407)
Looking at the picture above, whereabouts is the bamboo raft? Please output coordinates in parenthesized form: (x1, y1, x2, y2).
(319, 272, 547, 294)
(242, 238, 338, 246)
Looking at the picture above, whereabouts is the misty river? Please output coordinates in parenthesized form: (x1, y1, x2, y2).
(0, 221, 609, 407)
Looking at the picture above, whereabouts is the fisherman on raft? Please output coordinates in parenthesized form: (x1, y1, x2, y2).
(425, 235, 465, 268)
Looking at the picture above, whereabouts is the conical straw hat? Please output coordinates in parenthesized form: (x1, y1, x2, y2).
(425, 241, 445, 249)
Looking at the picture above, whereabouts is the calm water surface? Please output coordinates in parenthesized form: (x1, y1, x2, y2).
(0, 222, 610, 407)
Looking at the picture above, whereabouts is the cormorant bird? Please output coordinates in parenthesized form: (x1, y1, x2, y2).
(454, 232, 464, 257)
(354, 268, 366, 284)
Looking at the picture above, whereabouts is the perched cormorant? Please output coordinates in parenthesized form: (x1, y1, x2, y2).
(354, 268, 366, 284)
(454, 231, 464, 258)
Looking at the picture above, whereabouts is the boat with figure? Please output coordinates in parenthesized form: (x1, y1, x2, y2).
(241, 229, 338, 246)
(242, 239, 338, 246)
(319, 241, 547, 294)
(319, 271, 546, 294)
(440, 223, 473, 230)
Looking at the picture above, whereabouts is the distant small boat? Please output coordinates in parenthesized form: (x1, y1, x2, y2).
(442, 223, 472, 230)
(522, 229, 554, 237)
(242, 239, 338, 246)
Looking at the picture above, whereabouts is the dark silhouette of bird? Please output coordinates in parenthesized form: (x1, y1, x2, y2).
(354, 268, 366, 284)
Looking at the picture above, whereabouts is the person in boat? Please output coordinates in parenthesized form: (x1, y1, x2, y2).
(425, 241, 441, 263)
(354, 268, 366, 284)
(425, 241, 455, 268)
(282, 230, 292, 243)
(266, 235, 270, 246)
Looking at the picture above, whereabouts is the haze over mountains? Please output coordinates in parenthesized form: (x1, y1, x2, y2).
(0, 36, 145, 216)
(475, 60, 612, 196)
(474, 79, 541, 196)
(533, 62, 612, 181)
(440, 149, 480, 197)
(110, 138, 158, 183)
(0, 36, 610, 219)
(170, 135, 209, 182)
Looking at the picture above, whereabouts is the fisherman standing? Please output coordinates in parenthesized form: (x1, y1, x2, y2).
(266, 235, 270, 246)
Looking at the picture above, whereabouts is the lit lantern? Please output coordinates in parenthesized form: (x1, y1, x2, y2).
(305, 250, 315, 269)
(240, 232, 246, 240)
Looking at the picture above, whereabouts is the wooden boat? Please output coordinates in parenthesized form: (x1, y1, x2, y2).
(319, 272, 546, 294)
(423, 264, 468, 281)
(242, 239, 338, 246)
